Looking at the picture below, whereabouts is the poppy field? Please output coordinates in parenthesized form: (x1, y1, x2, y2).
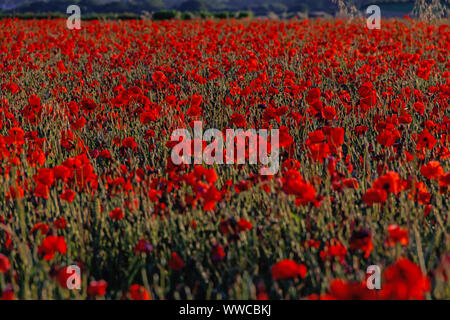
(0, 17, 449, 300)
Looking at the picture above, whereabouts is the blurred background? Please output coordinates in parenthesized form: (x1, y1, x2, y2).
(0, 0, 435, 19)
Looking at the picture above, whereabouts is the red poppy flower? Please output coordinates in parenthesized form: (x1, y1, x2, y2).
(413, 102, 425, 115)
(128, 284, 151, 300)
(373, 172, 402, 194)
(376, 128, 400, 147)
(327, 127, 344, 146)
(0, 254, 10, 273)
(203, 185, 222, 211)
(54, 217, 67, 229)
(342, 178, 358, 189)
(34, 183, 49, 199)
(211, 243, 226, 262)
(31, 222, 49, 235)
(139, 111, 157, 125)
(152, 71, 166, 84)
(349, 229, 373, 258)
(33, 168, 55, 187)
(362, 188, 387, 206)
(60, 189, 76, 203)
(416, 129, 437, 150)
(282, 169, 317, 205)
(87, 280, 107, 296)
(122, 137, 138, 150)
(380, 258, 430, 300)
(187, 105, 202, 117)
(99, 149, 111, 159)
(57, 266, 81, 289)
(306, 88, 321, 104)
(168, 252, 185, 271)
(53, 165, 71, 181)
(190, 94, 202, 107)
(109, 208, 124, 220)
(237, 218, 252, 232)
(1, 285, 14, 300)
(322, 105, 336, 120)
(230, 113, 247, 128)
(320, 239, 347, 261)
(386, 224, 408, 246)
(421, 161, 443, 180)
(326, 279, 376, 300)
(279, 126, 294, 149)
(271, 259, 307, 280)
(81, 97, 98, 113)
(38, 236, 67, 261)
(134, 239, 153, 254)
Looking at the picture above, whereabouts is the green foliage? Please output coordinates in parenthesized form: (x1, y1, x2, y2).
(212, 11, 229, 19)
(152, 10, 179, 20)
(237, 10, 253, 18)
(181, 11, 194, 20)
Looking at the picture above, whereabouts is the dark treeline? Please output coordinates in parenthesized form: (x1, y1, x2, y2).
(0, 0, 417, 16)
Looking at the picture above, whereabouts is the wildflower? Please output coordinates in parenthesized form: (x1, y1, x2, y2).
(87, 280, 107, 297)
(38, 236, 67, 261)
(109, 208, 124, 220)
(386, 224, 409, 246)
(168, 252, 185, 271)
(128, 284, 151, 300)
(271, 259, 307, 280)
(0, 254, 10, 273)
(380, 258, 430, 300)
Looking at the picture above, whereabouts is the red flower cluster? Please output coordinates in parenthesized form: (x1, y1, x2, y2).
(37, 236, 67, 261)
